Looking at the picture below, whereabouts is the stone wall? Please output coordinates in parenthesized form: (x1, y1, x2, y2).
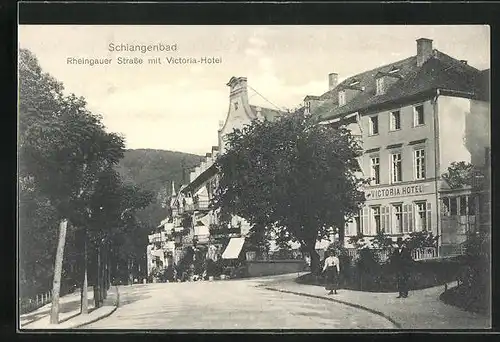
(245, 260, 306, 277)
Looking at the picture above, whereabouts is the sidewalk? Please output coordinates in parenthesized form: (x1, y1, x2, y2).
(263, 277, 491, 329)
(20, 286, 119, 330)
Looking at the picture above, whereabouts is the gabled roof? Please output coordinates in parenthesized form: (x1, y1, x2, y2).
(312, 49, 488, 121)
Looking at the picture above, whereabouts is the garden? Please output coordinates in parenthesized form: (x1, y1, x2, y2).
(297, 231, 464, 293)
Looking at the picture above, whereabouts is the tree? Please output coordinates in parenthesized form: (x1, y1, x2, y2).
(442, 161, 476, 189)
(214, 111, 367, 274)
(19, 48, 125, 322)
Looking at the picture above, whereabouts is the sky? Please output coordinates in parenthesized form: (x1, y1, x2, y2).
(18, 25, 490, 155)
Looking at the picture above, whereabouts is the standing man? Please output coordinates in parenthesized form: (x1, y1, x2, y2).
(392, 237, 413, 298)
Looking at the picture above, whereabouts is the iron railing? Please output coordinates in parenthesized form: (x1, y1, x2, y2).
(345, 246, 440, 263)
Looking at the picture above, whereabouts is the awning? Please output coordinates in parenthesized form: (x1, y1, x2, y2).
(194, 225, 209, 236)
(222, 237, 245, 260)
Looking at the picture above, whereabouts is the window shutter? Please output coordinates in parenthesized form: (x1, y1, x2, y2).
(362, 207, 369, 235)
(381, 206, 389, 234)
(386, 206, 391, 234)
(380, 207, 387, 232)
(402, 205, 408, 233)
(369, 208, 375, 235)
(409, 204, 414, 233)
(426, 202, 432, 232)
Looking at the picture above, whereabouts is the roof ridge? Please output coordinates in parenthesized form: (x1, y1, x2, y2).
(320, 55, 416, 98)
(433, 49, 481, 73)
(342, 55, 416, 81)
(249, 104, 284, 113)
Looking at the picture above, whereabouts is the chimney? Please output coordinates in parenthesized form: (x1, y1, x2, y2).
(416, 38, 433, 67)
(328, 73, 338, 91)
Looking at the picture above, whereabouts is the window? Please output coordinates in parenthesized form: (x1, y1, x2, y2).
(393, 204, 403, 233)
(355, 216, 361, 235)
(415, 202, 427, 231)
(369, 115, 379, 135)
(370, 156, 380, 185)
(371, 206, 381, 235)
(376, 77, 385, 95)
(390, 110, 401, 130)
(380, 206, 390, 233)
(391, 152, 402, 183)
(414, 105, 425, 126)
(414, 149, 426, 180)
(468, 196, 476, 215)
(234, 101, 239, 110)
(338, 90, 346, 106)
(459, 196, 468, 216)
(450, 197, 457, 215)
(402, 204, 414, 233)
(304, 100, 311, 115)
(442, 197, 451, 216)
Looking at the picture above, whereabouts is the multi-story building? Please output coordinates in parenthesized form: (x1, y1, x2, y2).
(147, 77, 286, 277)
(147, 37, 490, 274)
(304, 38, 490, 255)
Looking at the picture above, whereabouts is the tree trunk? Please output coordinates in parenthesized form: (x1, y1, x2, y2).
(305, 243, 320, 275)
(102, 245, 107, 300)
(128, 258, 133, 285)
(50, 219, 68, 324)
(338, 215, 346, 245)
(95, 246, 101, 308)
(81, 233, 88, 315)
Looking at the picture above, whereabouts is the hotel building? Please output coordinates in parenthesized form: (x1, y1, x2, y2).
(304, 38, 490, 254)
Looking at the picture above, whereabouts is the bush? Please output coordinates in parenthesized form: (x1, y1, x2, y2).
(298, 256, 463, 292)
(404, 231, 439, 250)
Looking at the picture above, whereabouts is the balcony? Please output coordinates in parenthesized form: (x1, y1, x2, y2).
(194, 200, 211, 211)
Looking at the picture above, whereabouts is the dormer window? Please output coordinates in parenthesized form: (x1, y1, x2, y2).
(338, 90, 346, 106)
(389, 67, 400, 74)
(349, 80, 360, 87)
(376, 77, 385, 95)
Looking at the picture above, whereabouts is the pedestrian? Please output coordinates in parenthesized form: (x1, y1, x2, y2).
(392, 237, 413, 298)
(322, 250, 341, 295)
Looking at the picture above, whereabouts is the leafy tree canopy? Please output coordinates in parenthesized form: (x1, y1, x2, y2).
(442, 161, 482, 190)
(214, 111, 368, 272)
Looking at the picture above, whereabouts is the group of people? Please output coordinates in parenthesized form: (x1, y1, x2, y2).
(321, 237, 413, 298)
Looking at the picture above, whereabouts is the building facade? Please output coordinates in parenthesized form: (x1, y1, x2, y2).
(147, 37, 490, 274)
(146, 77, 285, 277)
(305, 38, 490, 254)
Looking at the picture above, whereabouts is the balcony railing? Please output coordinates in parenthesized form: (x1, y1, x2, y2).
(345, 247, 440, 264)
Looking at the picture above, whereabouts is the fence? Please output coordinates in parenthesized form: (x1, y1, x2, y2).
(346, 247, 439, 264)
(19, 290, 53, 315)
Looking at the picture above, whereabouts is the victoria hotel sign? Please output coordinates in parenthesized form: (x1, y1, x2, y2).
(365, 182, 433, 200)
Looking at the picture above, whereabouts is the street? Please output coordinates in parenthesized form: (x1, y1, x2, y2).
(81, 277, 395, 329)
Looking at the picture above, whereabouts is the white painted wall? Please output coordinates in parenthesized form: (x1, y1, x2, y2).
(437, 96, 472, 175)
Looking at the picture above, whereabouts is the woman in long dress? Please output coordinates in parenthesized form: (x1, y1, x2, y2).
(322, 250, 341, 295)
